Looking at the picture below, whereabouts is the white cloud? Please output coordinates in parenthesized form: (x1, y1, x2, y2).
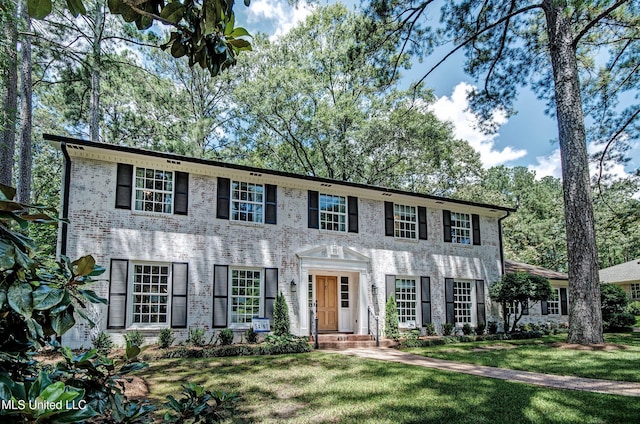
(247, 0, 315, 40)
(429, 82, 527, 168)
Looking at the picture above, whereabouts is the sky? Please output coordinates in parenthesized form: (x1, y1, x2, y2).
(234, 0, 639, 181)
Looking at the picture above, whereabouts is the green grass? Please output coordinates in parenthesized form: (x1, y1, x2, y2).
(138, 352, 640, 423)
(402, 332, 640, 382)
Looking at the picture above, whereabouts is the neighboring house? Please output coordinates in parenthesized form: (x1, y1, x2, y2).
(47, 134, 514, 347)
(504, 260, 569, 326)
(599, 259, 640, 301)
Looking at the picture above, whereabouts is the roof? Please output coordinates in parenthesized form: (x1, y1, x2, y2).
(44, 134, 515, 215)
(599, 259, 640, 284)
(504, 260, 568, 281)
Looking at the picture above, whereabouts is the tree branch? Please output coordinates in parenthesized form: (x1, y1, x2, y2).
(572, 0, 631, 48)
(597, 107, 640, 191)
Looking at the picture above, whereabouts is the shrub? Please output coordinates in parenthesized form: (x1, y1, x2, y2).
(263, 334, 311, 354)
(274, 292, 291, 336)
(626, 301, 640, 316)
(487, 321, 498, 335)
(441, 322, 455, 336)
(218, 328, 234, 346)
(475, 322, 486, 335)
(385, 295, 400, 340)
(424, 322, 436, 336)
(164, 382, 238, 423)
(158, 328, 175, 349)
(91, 331, 114, 356)
(601, 284, 629, 324)
(244, 327, 259, 344)
(187, 327, 206, 347)
(461, 323, 473, 335)
(124, 330, 145, 347)
(604, 312, 636, 331)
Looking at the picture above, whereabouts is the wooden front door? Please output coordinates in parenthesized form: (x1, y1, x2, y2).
(317, 276, 338, 331)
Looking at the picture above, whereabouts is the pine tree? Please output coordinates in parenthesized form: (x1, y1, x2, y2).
(273, 292, 290, 336)
(385, 295, 399, 341)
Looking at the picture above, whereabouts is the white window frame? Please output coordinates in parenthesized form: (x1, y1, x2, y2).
(631, 283, 640, 300)
(450, 212, 472, 245)
(319, 193, 347, 232)
(129, 262, 171, 328)
(548, 288, 561, 315)
(231, 181, 265, 224)
(395, 277, 418, 327)
(454, 279, 475, 326)
(134, 167, 174, 214)
(228, 267, 264, 328)
(394, 204, 417, 240)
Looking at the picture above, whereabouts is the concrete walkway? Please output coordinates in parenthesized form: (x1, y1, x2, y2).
(327, 347, 640, 397)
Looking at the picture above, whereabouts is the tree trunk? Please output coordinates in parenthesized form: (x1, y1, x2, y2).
(543, 1, 603, 344)
(17, 1, 32, 203)
(89, 2, 104, 142)
(0, 0, 18, 187)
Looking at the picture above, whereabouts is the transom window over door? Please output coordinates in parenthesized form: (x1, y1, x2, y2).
(450, 212, 471, 245)
(230, 269, 262, 325)
(135, 168, 173, 213)
(396, 278, 417, 325)
(320, 194, 346, 232)
(231, 181, 264, 223)
(454, 280, 473, 324)
(394, 204, 417, 239)
(132, 264, 169, 324)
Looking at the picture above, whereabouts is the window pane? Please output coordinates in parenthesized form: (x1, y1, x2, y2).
(134, 167, 174, 214)
(231, 269, 262, 324)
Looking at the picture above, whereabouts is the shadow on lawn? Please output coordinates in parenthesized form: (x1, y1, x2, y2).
(138, 352, 640, 423)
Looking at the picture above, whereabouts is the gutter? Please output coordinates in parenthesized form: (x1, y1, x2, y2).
(60, 142, 71, 257)
(498, 210, 511, 275)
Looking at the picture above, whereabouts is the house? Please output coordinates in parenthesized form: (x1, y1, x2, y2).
(46, 134, 514, 347)
(503, 260, 569, 326)
(599, 259, 640, 301)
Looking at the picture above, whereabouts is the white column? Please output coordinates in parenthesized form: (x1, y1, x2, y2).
(358, 271, 368, 334)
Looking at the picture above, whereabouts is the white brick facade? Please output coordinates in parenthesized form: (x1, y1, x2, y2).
(50, 137, 511, 347)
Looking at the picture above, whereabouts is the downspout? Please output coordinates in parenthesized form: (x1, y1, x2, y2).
(497, 210, 511, 275)
(60, 142, 71, 257)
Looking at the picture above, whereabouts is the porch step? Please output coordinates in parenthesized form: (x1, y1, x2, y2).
(310, 334, 396, 350)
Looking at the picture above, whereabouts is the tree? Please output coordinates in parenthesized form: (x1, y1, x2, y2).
(385, 295, 400, 340)
(18, 0, 33, 203)
(600, 283, 635, 330)
(489, 272, 553, 333)
(273, 292, 290, 336)
(368, 0, 640, 344)
(1, 0, 18, 186)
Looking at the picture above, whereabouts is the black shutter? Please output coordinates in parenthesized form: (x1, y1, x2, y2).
(115, 164, 133, 209)
(443, 210, 452, 242)
(384, 201, 394, 237)
(445, 278, 455, 324)
(421, 276, 431, 325)
(385, 275, 396, 300)
(541, 300, 549, 315)
(265, 184, 277, 225)
(216, 178, 230, 220)
(308, 191, 319, 229)
(348, 196, 358, 233)
(475, 279, 486, 326)
(213, 265, 228, 328)
(171, 263, 188, 328)
(418, 206, 428, 240)
(560, 288, 568, 315)
(174, 172, 189, 215)
(472, 214, 481, 245)
(264, 268, 278, 323)
(107, 259, 128, 329)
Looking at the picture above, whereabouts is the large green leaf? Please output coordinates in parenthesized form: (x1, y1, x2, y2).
(7, 282, 34, 318)
(27, 0, 52, 19)
(65, 0, 86, 17)
(77, 289, 108, 305)
(160, 2, 185, 24)
(72, 255, 95, 277)
(0, 239, 15, 270)
(0, 183, 16, 201)
(51, 307, 75, 335)
(229, 27, 250, 38)
(32, 285, 65, 310)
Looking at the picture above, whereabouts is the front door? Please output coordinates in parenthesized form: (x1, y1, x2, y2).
(317, 276, 338, 331)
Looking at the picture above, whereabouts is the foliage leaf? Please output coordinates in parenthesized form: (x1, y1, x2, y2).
(27, 0, 52, 19)
(65, 0, 86, 17)
(33, 285, 65, 310)
(7, 282, 34, 318)
(72, 255, 96, 277)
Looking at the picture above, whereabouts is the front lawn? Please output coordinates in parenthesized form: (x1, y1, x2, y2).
(138, 352, 640, 423)
(402, 332, 640, 382)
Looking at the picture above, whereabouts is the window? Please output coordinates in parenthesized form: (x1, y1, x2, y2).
(450, 212, 471, 244)
(308, 275, 314, 308)
(396, 278, 417, 325)
(394, 204, 417, 239)
(341, 277, 349, 308)
(320, 194, 346, 232)
(548, 288, 560, 315)
(454, 280, 473, 324)
(132, 264, 170, 325)
(631, 284, 640, 300)
(230, 269, 262, 325)
(134, 167, 173, 213)
(231, 181, 264, 223)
